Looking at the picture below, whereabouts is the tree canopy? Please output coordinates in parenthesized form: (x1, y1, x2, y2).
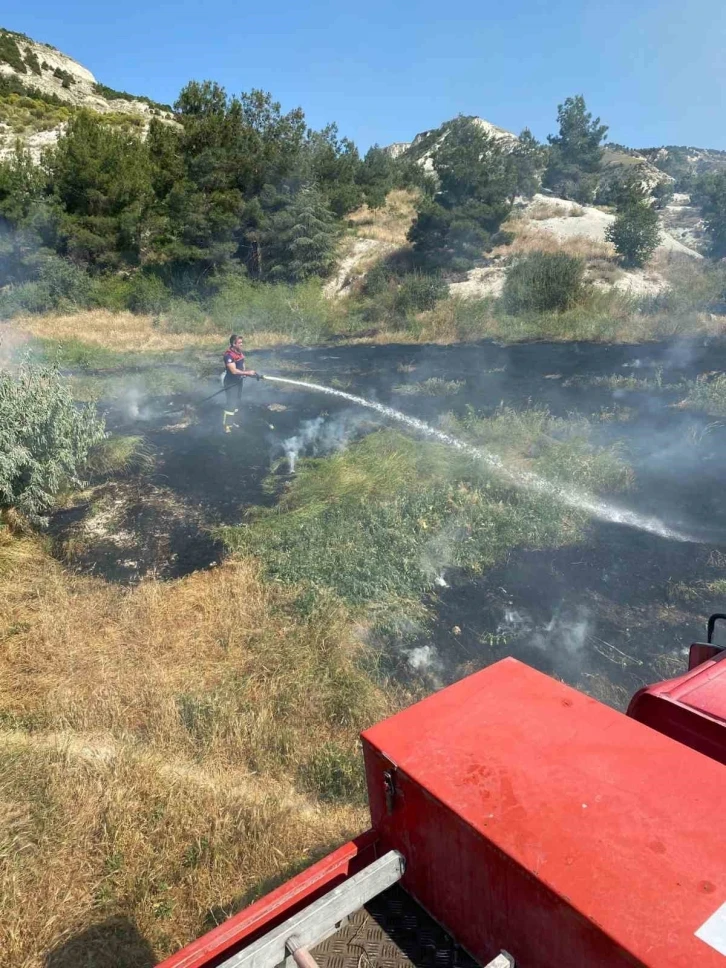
(543, 95, 608, 203)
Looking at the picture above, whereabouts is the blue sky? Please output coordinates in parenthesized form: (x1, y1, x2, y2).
(4, 0, 725, 152)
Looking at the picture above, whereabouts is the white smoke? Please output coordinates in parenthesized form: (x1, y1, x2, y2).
(498, 605, 591, 657)
(265, 375, 696, 542)
(407, 644, 441, 671)
(281, 410, 375, 472)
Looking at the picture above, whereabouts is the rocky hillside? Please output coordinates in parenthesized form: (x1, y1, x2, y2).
(386, 115, 519, 171)
(386, 117, 726, 200)
(0, 26, 174, 159)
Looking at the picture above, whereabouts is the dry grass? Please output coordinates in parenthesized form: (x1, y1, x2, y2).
(347, 189, 420, 245)
(0, 528, 400, 966)
(13, 310, 294, 354)
(497, 222, 615, 262)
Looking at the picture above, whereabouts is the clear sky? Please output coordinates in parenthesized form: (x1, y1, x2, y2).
(3, 0, 725, 152)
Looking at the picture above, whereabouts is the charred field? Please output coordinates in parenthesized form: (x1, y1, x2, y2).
(56, 335, 726, 702)
(4, 330, 726, 966)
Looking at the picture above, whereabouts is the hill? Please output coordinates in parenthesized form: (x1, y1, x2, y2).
(0, 26, 174, 159)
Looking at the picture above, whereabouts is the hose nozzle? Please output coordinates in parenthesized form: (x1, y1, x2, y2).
(256, 372, 264, 381)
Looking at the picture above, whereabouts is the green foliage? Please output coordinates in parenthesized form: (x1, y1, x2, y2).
(356, 145, 402, 209)
(681, 374, 726, 416)
(0, 363, 106, 522)
(260, 186, 338, 282)
(225, 418, 629, 608)
(47, 110, 153, 269)
(651, 179, 674, 210)
(92, 82, 172, 112)
(23, 48, 41, 76)
(694, 171, 726, 259)
(511, 128, 548, 198)
(503, 251, 586, 313)
(127, 273, 171, 314)
(408, 117, 515, 270)
(0, 72, 67, 105)
(0, 254, 92, 318)
(0, 31, 27, 73)
(544, 95, 608, 203)
(207, 275, 340, 342)
(0, 93, 71, 136)
(606, 182, 660, 268)
(52, 66, 75, 87)
(299, 123, 363, 218)
(393, 272, 448, 314)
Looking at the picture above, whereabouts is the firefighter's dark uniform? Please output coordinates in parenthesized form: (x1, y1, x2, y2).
(222, 347, 245, 432)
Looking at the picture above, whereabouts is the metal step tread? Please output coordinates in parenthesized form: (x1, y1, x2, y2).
(311, 885, 480, 968)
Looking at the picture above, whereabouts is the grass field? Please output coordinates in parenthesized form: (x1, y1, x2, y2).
(2, 181, 726, 966)
(0, 525, 402, 966)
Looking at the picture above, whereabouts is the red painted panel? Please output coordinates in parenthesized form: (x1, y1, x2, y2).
(157, 830, 378, 968)
(363, 658, 726, 967)
(629, 648, 726, 764)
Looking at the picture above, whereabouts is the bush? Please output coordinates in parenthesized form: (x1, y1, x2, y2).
(0, 255, 92, 317)
(0, 32, 26, 73)
(394, 272, 448, 315)
(209, 277, 339, 342)
(0, 363, 106, 522)
(606, 196, 660, 268)
(89, 275, 133, 311)
(160, 298, 211, 334)
(503, 251, 586, 313)
(127, 274, 171, 314)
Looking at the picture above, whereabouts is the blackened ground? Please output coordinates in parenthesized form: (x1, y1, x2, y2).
(53, 336, 726, 702)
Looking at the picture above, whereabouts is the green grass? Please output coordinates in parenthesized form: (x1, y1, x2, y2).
(393, 377, 465, 396)
(207, 277, 349, 343)
(85, 435, 153, 478)
(681, 374, 726, 415)
(223, 411, 632, 609)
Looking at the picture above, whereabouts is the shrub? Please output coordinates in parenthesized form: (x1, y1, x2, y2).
(503, 251, 585, 313)
(23, 48, 42, 76)
(0, 255, 92, 317)
(127, 274, 171, 314)
(89, 274, 133, 311)
(160, 298, 211, 334)
(393, 272, 448, 315)
(0, 363, 106, 522)
(606, 194, 660, 268)
(362, 261, 395, 297)
(209, 277, 339, 342)
(0, 32, 26, 73)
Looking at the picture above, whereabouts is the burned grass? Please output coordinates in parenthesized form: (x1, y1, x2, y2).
(0, 527, 401, 966)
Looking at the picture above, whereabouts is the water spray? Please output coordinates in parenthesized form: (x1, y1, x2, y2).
(264, 375, 694, 543)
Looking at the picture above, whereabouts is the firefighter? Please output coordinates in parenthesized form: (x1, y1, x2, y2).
(222, 334, 259, 433)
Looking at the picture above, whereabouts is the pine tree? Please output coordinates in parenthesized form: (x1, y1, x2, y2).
(543, 96, 608, 203)
(606, 181, 660, 268)
(261, 187, 338, 281)
(356, 145, 397, 209)
(408, 117, 516, 270)
(511, 128, 548, 199)
(694, 171, 726, 259)
(46, 111, 153, 269)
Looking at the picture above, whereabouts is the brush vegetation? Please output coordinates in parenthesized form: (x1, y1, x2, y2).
(224, 411, 631, 609)
(0, 362, 106, 522)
